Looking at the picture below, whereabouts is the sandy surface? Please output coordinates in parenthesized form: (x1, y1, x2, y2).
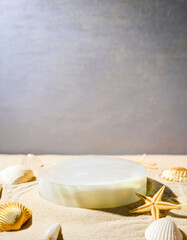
(0, 154, 186, 240)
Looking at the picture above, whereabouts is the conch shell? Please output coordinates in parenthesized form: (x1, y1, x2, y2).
(161, 167, 187, 182)
(145, 216, 183, 240)
(0, 202, 32, 231)
(0, 165, 34, 185)
(40, 223, 61, 240)
(21, 154, 42, 171)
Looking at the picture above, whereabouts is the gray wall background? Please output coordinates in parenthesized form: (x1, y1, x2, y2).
(0, 0, 187, 154)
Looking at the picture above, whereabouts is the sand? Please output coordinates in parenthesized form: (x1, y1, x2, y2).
(0, 154, 186, 240)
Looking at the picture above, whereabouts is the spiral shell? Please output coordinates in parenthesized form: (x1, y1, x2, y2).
(40, 223, 61, 240)
(0, 165, 34, 185)
(0, 202, 32, 231)
(161, 167, 187, 182)
(145, 216, 183, 240)
(21, 154, 42, 171)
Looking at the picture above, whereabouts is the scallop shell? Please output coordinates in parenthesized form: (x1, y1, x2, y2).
(0, 202, 32, 231)
(161, 167, 187, 182)
(0, 165, 34, 184)
(21, 154, 42, 171)
(145, 216, 183, 240)
(40, 223, 61, 240)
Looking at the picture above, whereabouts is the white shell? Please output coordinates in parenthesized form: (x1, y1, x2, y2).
(161, 167, 187, 182)
(21, 154, 42, 171)
(0, 165, 34, 185)
(145, 217, 183, 240)
(40, 223, 61, 240)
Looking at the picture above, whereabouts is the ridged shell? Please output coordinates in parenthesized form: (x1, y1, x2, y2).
(0, 202, 32, 231)
(40, 223, 61, 240)
(161, 167, 187, 182)
(0, 165, 34, 185)
(21, 154, 42, 171)
(145, 217, 183, 240)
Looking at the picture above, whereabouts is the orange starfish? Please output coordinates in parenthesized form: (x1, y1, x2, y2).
(130, 185, 181, 221)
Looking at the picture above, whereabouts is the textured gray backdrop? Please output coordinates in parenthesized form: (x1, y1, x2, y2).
(0, 0, 187, 154)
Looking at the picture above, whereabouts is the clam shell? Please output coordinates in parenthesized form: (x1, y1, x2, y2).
(0, 202, 32, 231)
(21, 154, 42, 171)
(145, 216, 183, 240)
(0, 165, 34, 185)
(161, 167, 187, 182)
(40, 223, 61, 240)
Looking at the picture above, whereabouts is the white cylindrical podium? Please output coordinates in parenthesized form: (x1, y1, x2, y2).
(38, 157, 147, 208)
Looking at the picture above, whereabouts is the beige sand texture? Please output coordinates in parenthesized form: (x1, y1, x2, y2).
(0, 155, 186, 240)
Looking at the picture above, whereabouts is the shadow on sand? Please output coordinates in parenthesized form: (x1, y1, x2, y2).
(93, 178, 184, 219)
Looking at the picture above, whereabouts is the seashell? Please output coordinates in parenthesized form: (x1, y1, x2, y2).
(0, 165, 34, 185)
(40, 223, 61, 240)
(145, 216, 183, 240)
(21, 154, 43, 171)
(161, 167, 187, 182)
(0, 202, 32, 231)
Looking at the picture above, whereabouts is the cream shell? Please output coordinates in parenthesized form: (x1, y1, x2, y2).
(161, 167, 187, 182)
(0, 165, 34, 184)
(40, 223, 61, 240)
(21, 154, 42, 171)
(145, 216, 183, 240)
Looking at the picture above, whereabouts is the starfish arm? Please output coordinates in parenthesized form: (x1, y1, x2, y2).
(151, 205, 159, 221)
(138, 154, 158, 169)
(153, 185, 165, 202)
(156, 201, 181, 210)
(135, 192, 153, 203)
(129, 203, 152, 213)
(138, 154, 146, 163)
(140, 162, 158, 169)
